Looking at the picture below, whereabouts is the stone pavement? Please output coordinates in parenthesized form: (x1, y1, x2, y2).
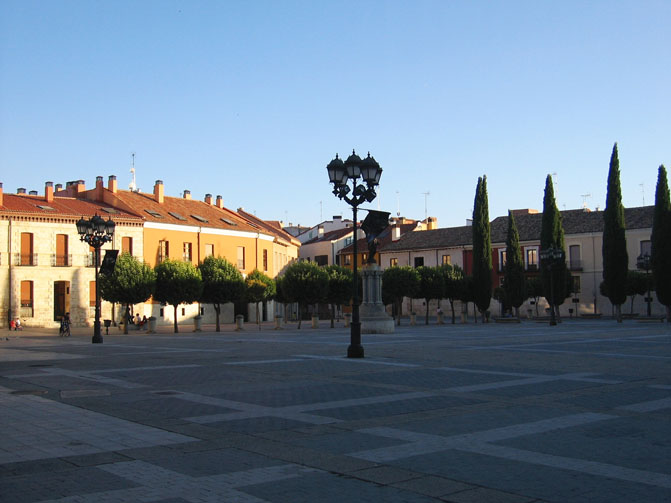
(0, 319, 669, 502)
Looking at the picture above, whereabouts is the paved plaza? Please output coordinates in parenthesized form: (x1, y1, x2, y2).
(0, 319, 669, 502)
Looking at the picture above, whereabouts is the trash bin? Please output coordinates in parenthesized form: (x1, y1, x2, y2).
(148, 316, 157, 333)
(344, 313, 351, 328)
(311, 315, 319, 329)
(235, 314, 244, 331)
(193, 315, 202, 332)
(274, 315, 283, 330)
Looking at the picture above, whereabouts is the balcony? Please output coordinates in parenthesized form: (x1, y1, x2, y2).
(569, 259, 583, 271)
(15, 253, 38, 266)
(51, 254, 72, 267)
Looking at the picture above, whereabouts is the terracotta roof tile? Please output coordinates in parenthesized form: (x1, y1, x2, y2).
(0, 194, 141, 221)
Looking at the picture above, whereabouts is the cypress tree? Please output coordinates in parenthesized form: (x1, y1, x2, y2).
(602, 143, 628, 322)
(472, 176, 492, 320)
(540, 175, 569, 318)
(503, 210, 526, 317)
(651, 165, 671, 322)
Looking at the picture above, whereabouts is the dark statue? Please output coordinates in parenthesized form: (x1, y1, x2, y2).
(361, 210, 391, 264)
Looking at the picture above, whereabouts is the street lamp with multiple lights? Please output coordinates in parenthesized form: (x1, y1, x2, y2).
(76, 214, 115, 343)
(540, 246, 565, 326)
(327, 150, 382, 358)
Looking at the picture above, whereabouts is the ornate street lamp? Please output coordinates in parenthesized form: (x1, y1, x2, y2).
(637, 253, 652, 317)
(540, 246, 565, 326)
(327, 150, 382, 358)
(77, 214, 115, 343)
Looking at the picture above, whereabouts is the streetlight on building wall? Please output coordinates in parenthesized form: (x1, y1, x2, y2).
(76, 215, 115, 343)
(327, 150, 382, 358)
(540, 246, 565, 326)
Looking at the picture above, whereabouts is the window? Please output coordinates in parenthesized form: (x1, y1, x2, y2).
(344, 254, 351, 266)
(640, 240, 651, 256)
(122, 237, 133, 255)
(205, 243, 214, 258)
(572, 275, 581, 293)
(263, 249, 269, 270)
(569, 245, 581, 270)
(183, 242, 192, 262)
(498, 249, 506, 272)
(315, 254, 328, 266)
(414, 256, 424, 268)
(89, 281, 96, 307)
(159, 240, 169, 263)
(362, 253, 368, 263)
(526, 247, 538, 270)
(442, 254, 451, 265)
(20, 280, 33, 307)
(20, 232, 34, 265)
(55, 234, 68, 266)
(89, 245, 101, 267)
(390, 258, 398, 267)
(237, 246, 245, 269)
(344, 237, 353, 246)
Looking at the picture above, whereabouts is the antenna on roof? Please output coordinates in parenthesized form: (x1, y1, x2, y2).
(396, 191, 400, 217)
(422, 191, 430, 220)
(639, 183, 645, 206)
(129, 152, 137, 192)
(580, 193, 591, 210)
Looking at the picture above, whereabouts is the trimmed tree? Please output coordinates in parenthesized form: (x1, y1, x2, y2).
(626, 270, 648, 315)
(381, 266, 420, 325)
(324, 265, 353, 328)
(602, 143, 628, 322)
(651, 165, 671, 321)
(540, 174, 569, 319)
(281, 261, 329, 328)
(526, 276, 544, 317)
(472, 176, 492, 321)
(416, 266, 445, 325)
(245, 269, 276, 328)
(503, 211, 526, 317)
(99, 252, 155, 334)
(456, 275, 475, 322)
(199, 256, 245, 332)
(440, 264, 463, 324)
(154, 259, 203, 333)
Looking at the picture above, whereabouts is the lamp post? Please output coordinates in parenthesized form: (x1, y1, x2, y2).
(540, 246, 565, 326)
(637, 253, 652, 317)
(76, 214, 115, 343)
(327, 150, 382, 358)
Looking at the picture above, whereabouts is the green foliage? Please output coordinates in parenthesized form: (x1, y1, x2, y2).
(324, 265, 353, 327)
(281, 261, 329, 327)
(503, 211, 526, 313)
(100, 253, 155, 333)
(199, 256, 244, 331)
(540, 175, 569, 308)
(416, 266, 445, 324)
(439, 264, 463, 324)
(154, 259, 203, 333)
(602, 143, 629, 316)
(245, 269, 275, 303)
(652, 165, 671, 312)
(526, 276, 544, 316)
(472, 176, 492, 315)
(381, 266, 419, 324)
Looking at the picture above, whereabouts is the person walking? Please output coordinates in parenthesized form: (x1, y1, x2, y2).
(59, 313, 71, 337)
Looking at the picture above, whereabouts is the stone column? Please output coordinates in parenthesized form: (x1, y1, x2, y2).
(360, 264, 394, 334)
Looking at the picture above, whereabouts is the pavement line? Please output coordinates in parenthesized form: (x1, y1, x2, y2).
(447, 372, 622, 393)
(617, 397, 671, 412)
(296, 354, 420, 367)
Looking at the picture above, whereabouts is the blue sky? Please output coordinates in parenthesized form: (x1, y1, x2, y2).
(1, 1, 669, 228)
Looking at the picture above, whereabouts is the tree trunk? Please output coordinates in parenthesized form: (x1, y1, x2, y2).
(331, 304, 335, 328)
(425, 300, 430, 325)
(616, 303, 622, 323)
(256, 302, 261, 330)
(297, 303, 302, 329)
(396, 299, 401, 325)
(514, 306, 520, 318)
(123, 304, 130, 334)
(214, 304, 221, 332)
(173, 304, 179, 333)
(666, 305, 670, 323)
(630, 296, 635, 315)
(450, 300, 455, 324)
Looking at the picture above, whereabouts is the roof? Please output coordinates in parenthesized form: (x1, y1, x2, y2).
(303, 227, 354, 245)
(338, 223, 419, 254)
(0, 193, 141, 222)
(236, 209, 301, 246)
(379, 206, 654, 252)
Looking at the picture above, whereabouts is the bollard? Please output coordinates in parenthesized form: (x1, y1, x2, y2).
(274, 315, 283, 330)
(235, 314, 244, 331)
(344, 313, 351, 328)
(410, 313, 416, 326)
(147, 316, 157, 333)
(437, 312, 444, 325)
(193, 315, 202, 332)
(311, 315, 319, 329)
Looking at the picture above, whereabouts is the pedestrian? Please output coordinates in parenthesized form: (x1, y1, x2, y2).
(59, 313, 71, 337)
(14, 318, 22, 331)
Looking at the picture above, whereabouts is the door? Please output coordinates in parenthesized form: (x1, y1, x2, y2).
(53, 281, 70, 321)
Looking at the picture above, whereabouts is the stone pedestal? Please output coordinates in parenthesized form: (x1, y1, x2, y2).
(360, 264, 395, 334)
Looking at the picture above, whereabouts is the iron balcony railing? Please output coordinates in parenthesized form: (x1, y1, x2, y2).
(51, 254, 72, 267)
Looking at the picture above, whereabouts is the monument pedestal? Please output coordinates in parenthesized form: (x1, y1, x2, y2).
(360, 264, 395, 334)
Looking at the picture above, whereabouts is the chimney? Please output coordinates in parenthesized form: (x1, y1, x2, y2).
(72, 180, 85, 195)
(333, 215, 341, 220)
(17, 188, 27, 194)
(95, 176, 104, 199)
(45, 181, 54, 203)
(427, 216, 437, 230)
(216, 195, 224, 208)
(205, 193, 213, 205)
(0, 182, 3, 206)
(108, 175, 117, 194)
(29, 190, 38, 196)
(55, 183, 63, 192)
(392, 225, 401, 241)
(318, 225, 324, 238)
(96, 176, 103, 188)
(154, 180, 164, 204)
(183, 190, 191, 200)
